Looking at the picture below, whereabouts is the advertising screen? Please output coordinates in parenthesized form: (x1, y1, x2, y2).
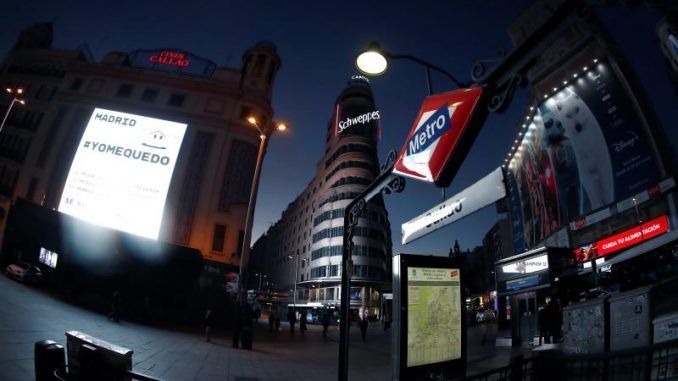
(59, 108, 187, 239)
(507, 61, 662, 253)
(407, 267, 461, 367)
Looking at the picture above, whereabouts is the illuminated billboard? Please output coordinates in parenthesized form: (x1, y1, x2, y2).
(59, 108, 187, 239)
(506, 60, 662, 252)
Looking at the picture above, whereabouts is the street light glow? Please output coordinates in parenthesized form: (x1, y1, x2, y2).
(247, 116, 257, 125)
(356, 43, 388, 76)
(17, 88, 23, 94)
(276, 122, 288, 131)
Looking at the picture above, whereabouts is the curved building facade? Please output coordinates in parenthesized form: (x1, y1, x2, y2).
(252, 76, 392, 317)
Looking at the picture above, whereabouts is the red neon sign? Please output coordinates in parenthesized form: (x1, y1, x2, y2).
(574, 215, 670, 262)
(149, 51, 190, 67)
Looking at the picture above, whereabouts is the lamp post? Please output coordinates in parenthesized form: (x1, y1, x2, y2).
(289, 255, 306, 310)
(356, 41, 468, 96)
(234, 115, 288, 348)
(1, 88, 26, 133)
(255, 273, 267, 291)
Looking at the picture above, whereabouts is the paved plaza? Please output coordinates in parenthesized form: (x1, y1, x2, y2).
(0, 275, 518, 380)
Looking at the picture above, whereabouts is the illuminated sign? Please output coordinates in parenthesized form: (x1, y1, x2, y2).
(149, 50, 190, 67)
(129, 49, 216, 78)
(407, 266, 461, 367)
(574, 215, 670, 262)
(401, 167, 505, 244)
(501, 254, 549, 274)
(59, 108, 187, 239)
(338, 110, 380, 133)
(394, 87, 484, 186)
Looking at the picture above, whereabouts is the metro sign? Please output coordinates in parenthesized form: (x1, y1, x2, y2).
(394, 87, 484, 186)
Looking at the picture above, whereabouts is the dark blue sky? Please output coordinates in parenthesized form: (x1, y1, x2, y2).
(3, 1, 676, 256)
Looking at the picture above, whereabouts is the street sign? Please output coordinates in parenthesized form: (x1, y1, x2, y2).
(393, 87, 484, 186)
(401, 167, 506, 244)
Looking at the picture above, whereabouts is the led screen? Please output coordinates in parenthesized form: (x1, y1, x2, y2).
(59, 108, 187, 239)
(507, 62, 661, 253)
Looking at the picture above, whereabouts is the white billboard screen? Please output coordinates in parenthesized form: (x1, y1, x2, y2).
(58, 108, 187, 239)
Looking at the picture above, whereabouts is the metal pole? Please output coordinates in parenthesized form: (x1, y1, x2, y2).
(0, 99, 17, 133)
(293, 254, 299, 308)
(425, 66, 433, 96)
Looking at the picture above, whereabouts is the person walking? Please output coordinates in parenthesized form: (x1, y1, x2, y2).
(203, 308, 214, 342)
(299, 310, 308, 335)
(108, 290, 121, 323)
(359, 313, 369, 341)
(321, 311, 331, 338)
(288, 308, 297, 334)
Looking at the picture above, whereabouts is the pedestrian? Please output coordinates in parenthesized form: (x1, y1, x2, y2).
(203, 308, 214, 342)
(274, 310, 281, 332)
(299, 310, 308, 334)
(268, 310, 275, 332)
(288, 308, 297, 334)
(383, 313, 391, 332)
(108, 290, 121, 323)
(359, 313, 369, 341)
(321, 312, 331, 338)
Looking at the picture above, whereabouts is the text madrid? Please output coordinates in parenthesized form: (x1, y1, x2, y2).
(83, 141, 171, 165)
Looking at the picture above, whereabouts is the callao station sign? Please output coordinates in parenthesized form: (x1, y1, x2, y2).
(394, 87, 484, 186)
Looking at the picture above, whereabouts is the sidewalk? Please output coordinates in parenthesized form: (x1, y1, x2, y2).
(0, 274, 523, 380)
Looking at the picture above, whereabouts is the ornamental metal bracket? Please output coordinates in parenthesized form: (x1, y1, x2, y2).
(470, 49, 507, 83)
(487, 73, 523, 113)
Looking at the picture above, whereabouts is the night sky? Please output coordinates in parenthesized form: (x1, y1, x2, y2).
(2, 1, 676, 256)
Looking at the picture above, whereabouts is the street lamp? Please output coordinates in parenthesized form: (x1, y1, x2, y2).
(238, 116, 289, 299)
(233, 115, 288, 348)
(1, 87, 26, 133)
(355, 41, 468, 95)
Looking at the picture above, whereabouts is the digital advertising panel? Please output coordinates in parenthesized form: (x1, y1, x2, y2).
(59, 108, 187, 239)
(507, 60, 662, 253)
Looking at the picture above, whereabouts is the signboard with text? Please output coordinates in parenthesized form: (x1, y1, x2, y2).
(401, 167, 506, 244)
(59, 108, 187, 239)
(129, 49, 217, 78)
(574, 215, 670, 262)
(393, 87, 484, 186)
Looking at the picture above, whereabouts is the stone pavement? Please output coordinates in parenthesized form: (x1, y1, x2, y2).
(0, 275, 522, 380)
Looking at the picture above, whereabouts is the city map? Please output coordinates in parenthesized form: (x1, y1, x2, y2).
(407, 267, 461, 367)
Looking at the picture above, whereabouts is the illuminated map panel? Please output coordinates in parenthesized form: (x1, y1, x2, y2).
(407, 267, 462, 367)
(59, 108, 187, 239)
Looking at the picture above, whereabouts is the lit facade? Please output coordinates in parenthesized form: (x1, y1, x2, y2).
(0, 23, 281, 273)
(252, 76, 392, 316)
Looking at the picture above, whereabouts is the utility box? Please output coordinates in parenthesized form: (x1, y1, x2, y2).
(66, 330, 133, 380)
(609, 286, 653, 351)
(562, 296, 609, 354)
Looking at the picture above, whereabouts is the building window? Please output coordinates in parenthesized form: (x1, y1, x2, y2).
(300, 274, 304, 282)
(116, 84, 133, 98)
(70, 78, 83, 91)
(219, 139, 257, 209)
(212, 224, 226, 252)
(141, 88, 158, 102)
(168, 92, 186, 107)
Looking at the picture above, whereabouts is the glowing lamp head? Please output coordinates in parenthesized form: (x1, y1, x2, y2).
(246, 116, 257, 126)
(17, 88, 23, 94)
(276, 122, 288, 132)
(18, 100, 25, 105)
(356, 42, 388, 76)
(5, 88, 11, 93)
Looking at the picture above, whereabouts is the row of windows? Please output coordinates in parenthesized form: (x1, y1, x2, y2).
(330, 176, 371, 189)
(5, 108, 43, 133)
(311, 244, 386, 260)
(314, 208, 345, 226)
(324, 143, 373, 169)
(324, 160, 377, 182)
(310, 264, 386, 280)
(210, 223, 245, 258)
(7, 64, 66, 78)
(318, 191, 360, 208)
(311, 225, 386, 243)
